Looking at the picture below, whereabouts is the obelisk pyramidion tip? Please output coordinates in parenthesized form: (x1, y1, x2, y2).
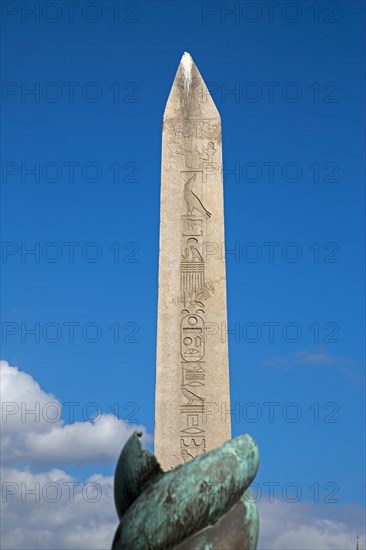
(180, 52, 193, 95)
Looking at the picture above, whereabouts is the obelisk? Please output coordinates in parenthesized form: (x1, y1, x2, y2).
(155, 52, 231, 471)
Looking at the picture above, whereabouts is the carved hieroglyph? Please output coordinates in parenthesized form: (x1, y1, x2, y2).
(155, 53, 231, 471)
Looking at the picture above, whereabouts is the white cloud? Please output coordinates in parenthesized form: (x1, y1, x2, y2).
(1, 466, 116, 550)
(0, 360, 151, 467)
(258, 499, 365, 550)
(261, 350, 364, 384)
(261, 350, 352, 368)
(0, 359, 148, 549)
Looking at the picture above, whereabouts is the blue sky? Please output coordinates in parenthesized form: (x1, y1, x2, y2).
(1, 1, 365, 548)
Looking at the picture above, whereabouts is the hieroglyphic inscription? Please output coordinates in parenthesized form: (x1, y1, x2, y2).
(178, 149, 213, 462)
(166, 118, 220, 140)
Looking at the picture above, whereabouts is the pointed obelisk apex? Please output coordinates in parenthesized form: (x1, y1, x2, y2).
(163, 52, 220, 120)
(155, 53, 231, 471)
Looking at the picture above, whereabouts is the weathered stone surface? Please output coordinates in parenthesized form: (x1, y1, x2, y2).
(155, 52, 231, 471)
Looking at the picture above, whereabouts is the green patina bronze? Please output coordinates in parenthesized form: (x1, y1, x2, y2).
(112, 432, 259, 550)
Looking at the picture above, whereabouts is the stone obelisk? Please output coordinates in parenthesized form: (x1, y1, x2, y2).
(155, 52, 231, 471)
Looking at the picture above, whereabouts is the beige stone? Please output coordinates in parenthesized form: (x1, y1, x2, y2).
(154, 53, 231, 471)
